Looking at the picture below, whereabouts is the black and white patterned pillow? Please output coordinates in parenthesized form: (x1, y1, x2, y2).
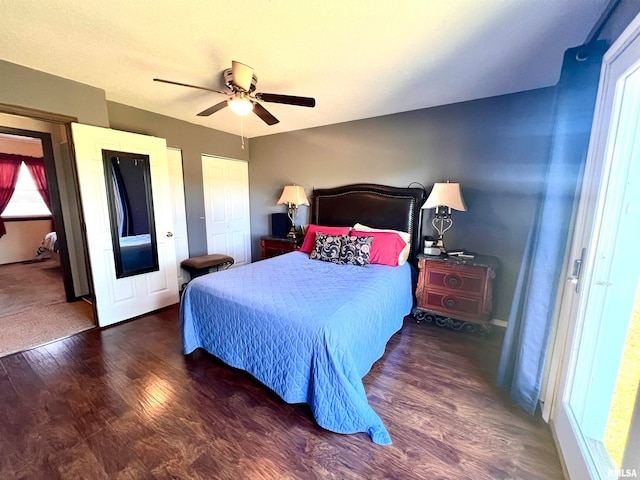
(310, 232, 344, 264)
(339, 235, 373, 267)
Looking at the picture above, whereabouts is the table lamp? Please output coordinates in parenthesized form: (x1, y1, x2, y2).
(277, 185, 309, 239)
(422, 181, 467, 253)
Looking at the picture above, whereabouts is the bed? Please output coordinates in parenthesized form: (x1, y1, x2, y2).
(119, 233, 153, 273)
(36, 231, 59, 262)
(180, 183, 426, 444)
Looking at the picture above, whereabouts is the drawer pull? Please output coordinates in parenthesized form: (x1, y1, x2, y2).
(443, 296, 458, 309)
(444, 274, 462, 288)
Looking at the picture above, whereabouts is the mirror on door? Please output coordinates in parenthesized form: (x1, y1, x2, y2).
(102, 149, 159, 278)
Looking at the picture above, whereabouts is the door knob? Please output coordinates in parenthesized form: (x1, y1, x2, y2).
(166, 232, 174, 237)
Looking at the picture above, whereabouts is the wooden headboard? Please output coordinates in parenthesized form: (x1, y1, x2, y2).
(310, 183, 426, 265)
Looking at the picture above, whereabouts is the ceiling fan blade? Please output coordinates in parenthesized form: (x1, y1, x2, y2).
(255, 93, 315, 108)
(252, 102, 279, 125)
(153, 78, 227, 95)
(197, 101, 228, 117)
(232, 61, 254, 92)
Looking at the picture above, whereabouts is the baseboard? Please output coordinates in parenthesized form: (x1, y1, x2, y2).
(490, 318, 508, 328)
(550, 420, 571, 480)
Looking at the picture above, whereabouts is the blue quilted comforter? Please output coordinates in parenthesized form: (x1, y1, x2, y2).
(180, 251, 412, 444)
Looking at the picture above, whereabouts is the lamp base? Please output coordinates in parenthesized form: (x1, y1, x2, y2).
(286, 207, 298, 240)
(432, 215, 452, 254)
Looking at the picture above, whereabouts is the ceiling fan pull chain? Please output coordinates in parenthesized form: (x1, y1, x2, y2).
(240, 115, 245, 149)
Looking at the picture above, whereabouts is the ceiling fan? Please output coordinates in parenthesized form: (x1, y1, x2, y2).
(153, 61, 316, 126)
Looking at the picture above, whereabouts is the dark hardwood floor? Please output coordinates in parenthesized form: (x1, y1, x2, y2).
(0, 304, 564, 479)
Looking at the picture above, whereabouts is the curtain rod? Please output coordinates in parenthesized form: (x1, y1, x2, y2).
(584, 0, 621, 45)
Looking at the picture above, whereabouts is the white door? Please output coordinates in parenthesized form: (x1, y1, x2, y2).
(71, 123, 179, 327)
(551, 15, 640, 479)
(201, 155, 251, 266)
(167, 148, 190, 287)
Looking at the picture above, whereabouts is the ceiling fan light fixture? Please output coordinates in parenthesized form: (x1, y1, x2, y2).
(156, 61, 314, 126)
(227, 94, 254, 116)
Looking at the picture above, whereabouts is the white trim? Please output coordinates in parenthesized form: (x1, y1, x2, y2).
(201, 152, 248, 163)
(490, 318, 508, 328)
(549, 11, 640, 479)
(166, 147, 190, 288)
(544, 12, 640, 422)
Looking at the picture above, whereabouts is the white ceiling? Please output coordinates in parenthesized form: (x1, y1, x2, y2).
(1, 0, 608, 139)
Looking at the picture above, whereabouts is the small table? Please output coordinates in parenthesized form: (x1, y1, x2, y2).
(260, 236, 301, 259)
(412, 253, 498, 335)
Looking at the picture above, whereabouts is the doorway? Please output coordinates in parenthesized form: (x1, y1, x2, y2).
(551, 14, 640, 479)
(0, 111, 95, 356)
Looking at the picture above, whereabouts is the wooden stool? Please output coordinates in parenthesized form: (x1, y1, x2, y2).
(181, 254, 234, 282)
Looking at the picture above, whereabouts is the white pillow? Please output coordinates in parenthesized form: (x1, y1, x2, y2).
(352, 223, 411, 265)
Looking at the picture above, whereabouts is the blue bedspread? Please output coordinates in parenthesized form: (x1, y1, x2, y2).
(180, 251, 412, 444)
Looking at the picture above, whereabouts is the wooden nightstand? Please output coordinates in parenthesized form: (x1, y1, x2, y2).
(260, 236, 301, 259)
(412, 253, 498, 335)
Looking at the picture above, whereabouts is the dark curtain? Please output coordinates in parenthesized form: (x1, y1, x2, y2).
(23, 157, 51, 210)
(112, 160, 134, 237)
(0, 153, 30, 237)
(496, 41, 609, 414)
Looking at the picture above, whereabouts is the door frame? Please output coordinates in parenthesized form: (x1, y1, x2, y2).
(0, 103, 91, 304)
(166, 147, 189, 288)
(547, 13, 640, 478)
(0, 126, 75, 301)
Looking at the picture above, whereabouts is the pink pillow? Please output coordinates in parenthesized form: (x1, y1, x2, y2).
(351, 230, 406, 266)
(300, 224, 351, 253)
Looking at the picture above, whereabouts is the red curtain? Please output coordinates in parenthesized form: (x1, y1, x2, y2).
(23, 158, 51, 210)
(0, 154, 24, 237)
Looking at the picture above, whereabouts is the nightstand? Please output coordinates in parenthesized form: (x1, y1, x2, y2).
(260, 236, 301, 259)
(412, 253, 498, 335)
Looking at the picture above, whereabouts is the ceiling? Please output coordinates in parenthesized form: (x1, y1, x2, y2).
(1, 0, 608, 139)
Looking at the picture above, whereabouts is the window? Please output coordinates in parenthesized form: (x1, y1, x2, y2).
(1, 162, 51, 217)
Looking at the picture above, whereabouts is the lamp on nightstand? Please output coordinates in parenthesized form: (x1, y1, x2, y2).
(422, 181, 467, 253)
(277, 185, 309, 240)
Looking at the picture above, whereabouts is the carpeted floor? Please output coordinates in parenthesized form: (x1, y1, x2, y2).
(0, 259, 95, 357)
(0, 259, 66, 318)
(0, 301, 94, 357)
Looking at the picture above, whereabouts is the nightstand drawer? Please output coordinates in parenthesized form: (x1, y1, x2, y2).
(425, 268, 485, 295)
(425, 291, 482, 317)
(260, 236, 301, 259)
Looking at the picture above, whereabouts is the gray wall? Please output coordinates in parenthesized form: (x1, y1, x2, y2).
(0, 60, 109, 296)
(107, 102, 247, 257)
(0, 61, 108, 294)
(0, 60, 109, 127)
(0, 58, 559, 322)
(0, 60, 244, 281)
(248, 87, 557, 322)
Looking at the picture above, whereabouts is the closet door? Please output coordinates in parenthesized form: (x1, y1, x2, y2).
(201, 155, 251, 266)
(71, 123, 179, 327)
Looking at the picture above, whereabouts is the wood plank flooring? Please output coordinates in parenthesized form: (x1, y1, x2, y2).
(0, 305, 564, 479)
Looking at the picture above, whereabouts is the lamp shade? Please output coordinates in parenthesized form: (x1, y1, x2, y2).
(277, 185, 309, 206)
(422, 182, 467, 211)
